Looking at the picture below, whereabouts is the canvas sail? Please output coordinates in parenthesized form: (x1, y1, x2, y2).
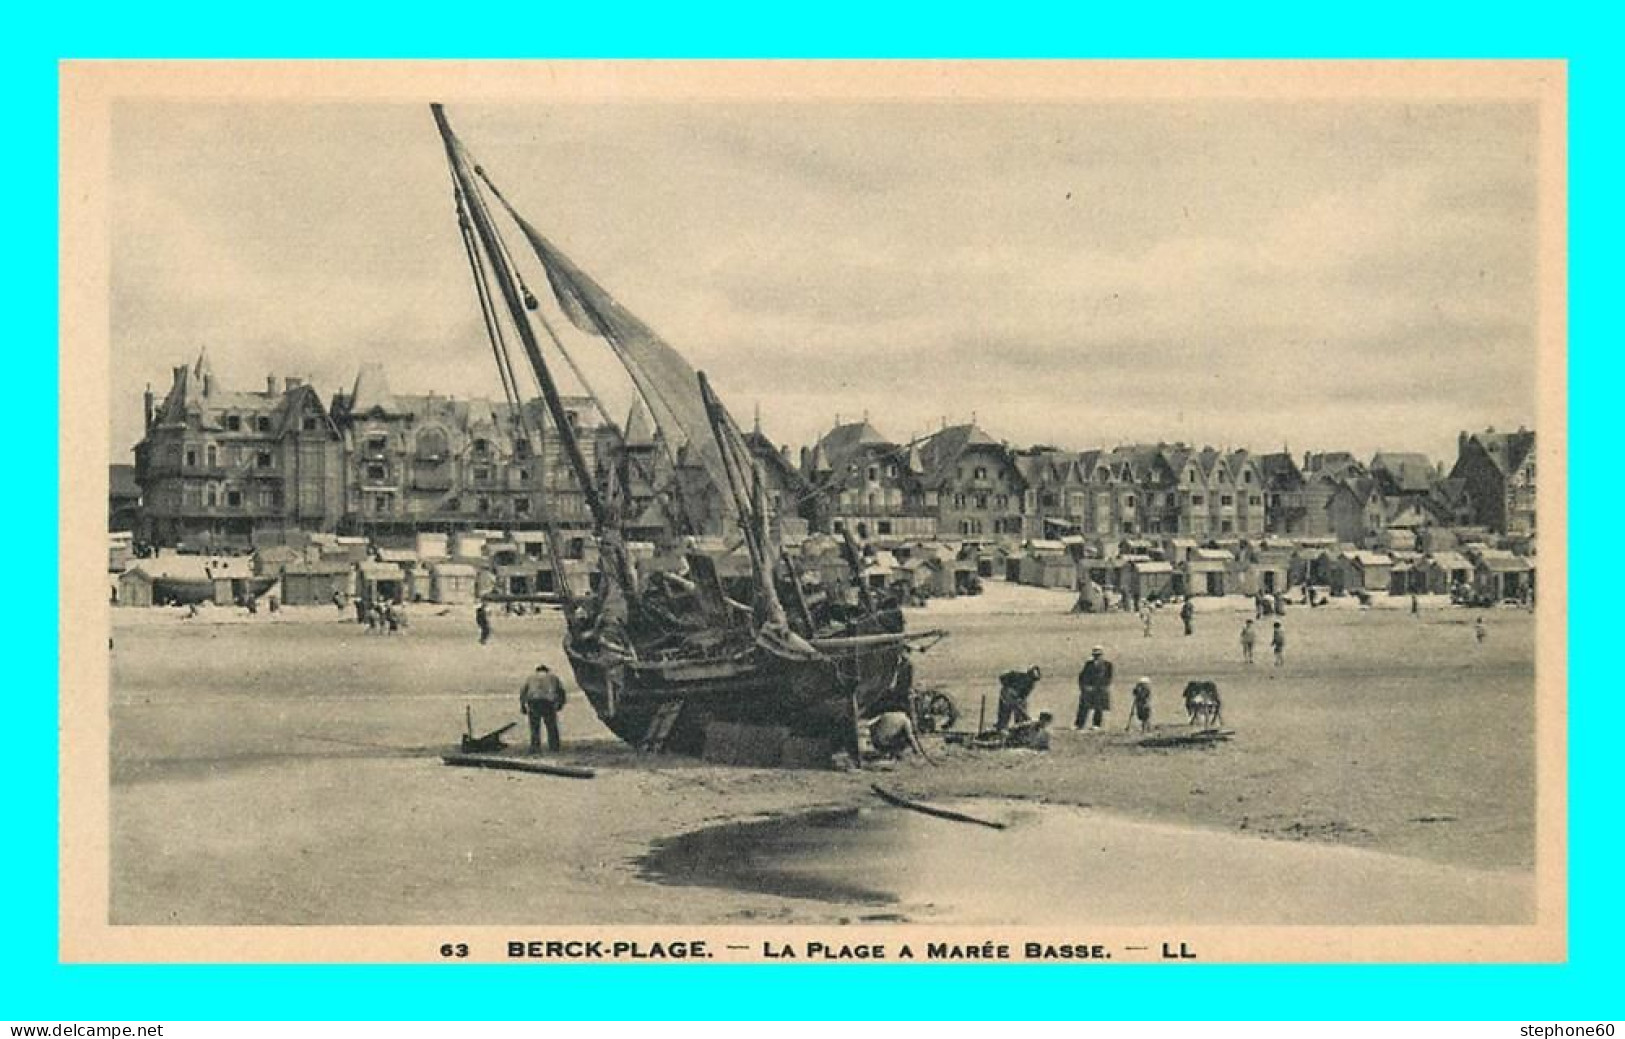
(492, 201, 734, 519)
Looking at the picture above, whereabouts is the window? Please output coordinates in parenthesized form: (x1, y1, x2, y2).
(886, 464, 898, 478)
(225, 415, 241, 431)
(518, 468, 531, 484)
(1192, 494, 1205, 506)
(1243, 471, 1253, 484)
(1221, 520, 1233, 533)
(996, 494, 1009, 509)
(974, 466, 987, 480)
(366, 436, 387, 454)
(1125, 495, 1136, 507)
(1187, 471, 1196, 484)
(1249, 495, 1262, 507)
(255, 416, 270, 432)
(867, 465, 878, 481)
(476, 497, 490, 514)
(473, 438, 490, 456)
(976, 495, 989, 510)
(226, 490, 242, 508)
(877, 521, 892, 535)
(473, 466, 490, 482)
(515, 497, 531, 515)
(514, 438, 532, 459)
(185, 449, 198, 468)
(1042, 493, 1058, 508)
(366, 463, 386, 481)
(205, 485, 217, 506)
(257, 487, 277, 508)
(256, 452, 273, 469)
(373, 494, 392, 514)
(206, 445, 218, 468)
(953, 494, 966, 509)
(1221, 495, 1234, 507)
(302, 416, 318, 432)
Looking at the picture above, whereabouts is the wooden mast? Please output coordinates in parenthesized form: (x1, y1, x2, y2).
(431, 103, 637, 598)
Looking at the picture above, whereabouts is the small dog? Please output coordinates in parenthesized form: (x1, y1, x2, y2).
(1182, 681, 1223, 729)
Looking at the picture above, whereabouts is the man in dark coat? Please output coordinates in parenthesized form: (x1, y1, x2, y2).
(1076, 646, 1115, 730)
(475, 602, 492, 644)
(519, 664, 568, 753)
(1180, 598, 1195, 636)
(995, 665, 1042, 730)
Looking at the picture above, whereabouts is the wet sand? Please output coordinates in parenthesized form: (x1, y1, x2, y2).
(109, 583, 1536, 925)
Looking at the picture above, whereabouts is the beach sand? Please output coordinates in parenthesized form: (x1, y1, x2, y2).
(108, 582, 1536, 925)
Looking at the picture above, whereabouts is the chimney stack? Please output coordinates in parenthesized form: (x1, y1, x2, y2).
(285, 377, 303, 392)
(143, 383, 154, 429)
(267, 375, 278, 396)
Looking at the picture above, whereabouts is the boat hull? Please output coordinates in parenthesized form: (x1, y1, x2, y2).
(564, 635, 908, 756)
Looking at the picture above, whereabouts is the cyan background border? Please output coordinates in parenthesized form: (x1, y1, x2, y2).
(12, 3, 1605, 1019)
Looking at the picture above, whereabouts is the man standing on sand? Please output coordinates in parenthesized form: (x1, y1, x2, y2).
(1180, 598, 1195, 636)
(1076, 646, 1114, 730)
(996, 665, 1042, 731)
(1141, 604, 1154, 638)
(520, 663, 568, 753)
(1271, 621, 1287, 666)
(1475, 616, 1487, 644)
(1240, 619, 1257, 664)
(476, 602, 492, 645)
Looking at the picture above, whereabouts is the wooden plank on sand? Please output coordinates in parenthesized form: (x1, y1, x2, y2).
(441, 753, 596, 779)
(870, 783, 1006, 830)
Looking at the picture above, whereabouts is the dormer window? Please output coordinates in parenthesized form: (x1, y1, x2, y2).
(225, 415, 241, 432)
(366, 436, 387, 454)
(255, 416, 270, 432)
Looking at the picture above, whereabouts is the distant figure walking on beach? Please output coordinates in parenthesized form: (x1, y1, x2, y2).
(353, 598, 366, 625)
(1141, 605, 1154, 638)
(519, 663, 567, 753)
(333, 591, 346, 612)
(476, 602, 492, 645)
(1076, 646, 1114, 731)
(995, 665, 1042, 731)
(1271, 621, 1286, 666)
(1180, 599, 1195, 637)
(1475, 616, 1487, 645)
(1127, 676, 1152, 733)
(1240, 619, 1257, 664)
(1411, 593, 1420, 617)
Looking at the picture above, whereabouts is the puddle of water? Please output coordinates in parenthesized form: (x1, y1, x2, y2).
(639, 798, 1533, 925)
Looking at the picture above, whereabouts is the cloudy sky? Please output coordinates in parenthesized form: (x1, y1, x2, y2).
(110, 99, 1542, 465)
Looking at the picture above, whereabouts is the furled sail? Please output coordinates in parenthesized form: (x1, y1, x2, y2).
(487, 195, 734, 516)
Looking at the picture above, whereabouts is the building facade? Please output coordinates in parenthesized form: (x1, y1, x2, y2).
(133, 352, 345, 549)
(1448, 428, 1536, 534)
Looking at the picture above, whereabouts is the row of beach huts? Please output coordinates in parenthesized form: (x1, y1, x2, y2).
(107, 523, 1535, 609)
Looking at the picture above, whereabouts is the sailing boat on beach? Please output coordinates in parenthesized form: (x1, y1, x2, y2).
(431, 105, 941, 757)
